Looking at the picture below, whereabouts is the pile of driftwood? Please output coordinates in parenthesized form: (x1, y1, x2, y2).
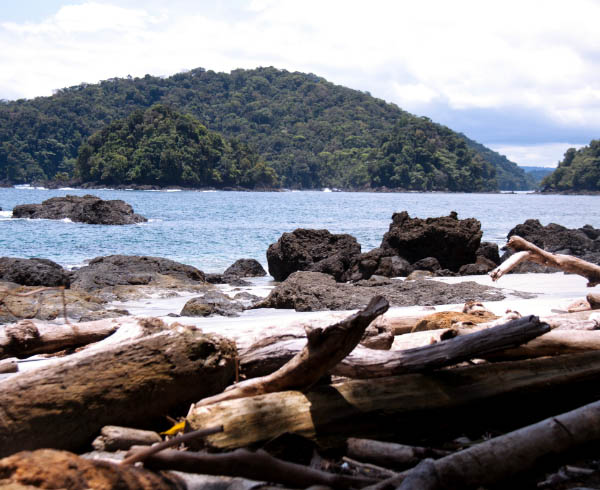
(1, 236, 600, 489)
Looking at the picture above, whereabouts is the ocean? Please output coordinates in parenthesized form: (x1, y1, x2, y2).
(1, 186, 599, 273)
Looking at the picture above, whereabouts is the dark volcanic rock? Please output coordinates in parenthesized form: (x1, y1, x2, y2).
(12, 194, 147, 225)
(477, 242, 501, 265)
(507, 219, 600, 263)
(0, 257, 70, 287)
(71, 255, 205, 291)
(223, 258, 267, 278)
(181, 291, 244, 317)
(380, 211, 482, 272)
(266, 228, 361, 281)
(254, 271, 508, 311)
(412, 257, 442, 272)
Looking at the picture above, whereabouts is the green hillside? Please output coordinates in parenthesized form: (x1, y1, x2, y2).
(541, 141, 600, 192)
(0, 66, 524, 190)
(77, 104, 277, 188)
(461, 135, 536, 190)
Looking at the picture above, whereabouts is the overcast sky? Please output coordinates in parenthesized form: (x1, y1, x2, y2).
(2, 0, 599, 167)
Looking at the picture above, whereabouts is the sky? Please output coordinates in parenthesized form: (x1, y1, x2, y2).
(2, 1, 599, 167)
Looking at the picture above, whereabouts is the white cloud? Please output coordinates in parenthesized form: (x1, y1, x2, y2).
(488, 142, 586, 167)
(0, 0, 598, 163)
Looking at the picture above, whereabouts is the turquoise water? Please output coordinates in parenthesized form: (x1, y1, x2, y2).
(1, 187, 599, 273)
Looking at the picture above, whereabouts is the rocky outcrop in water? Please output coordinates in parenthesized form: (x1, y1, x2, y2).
(12, 194, 147, 225)
(266, 229, 361, 281)
(254, 271, 509, 311)
(223, 258, 267, 278)
(0, 257, 71, 287)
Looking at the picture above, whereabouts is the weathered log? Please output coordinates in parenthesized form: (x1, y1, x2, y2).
(241, 316, 548, 379)
(0, 318, 118, 359)
(0, 321, 236, 457)
(187, 351, 600, 449)
(92, 425, 162, 452)
(490, 235, 600, 286)
(0, 357, 17, 373)
(0, 449, 184, 490)
(195, 295, 389, 406)
(588, 292, 600, 309)
(142, 448, 376, 489)
(346, 438, 449, 470)
(371, 312, 434, 335)
(486, 329, 600, 360)
(370, 398, 600, 490)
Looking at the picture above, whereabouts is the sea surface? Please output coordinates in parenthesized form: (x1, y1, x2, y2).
(1, 186, 599, 273)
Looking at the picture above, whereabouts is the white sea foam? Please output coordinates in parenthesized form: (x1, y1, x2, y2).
(60, 217, 73, 223)
(14, 184, 47, 190)
(0, 210, 12, 218)
(166, 189, 181, 192)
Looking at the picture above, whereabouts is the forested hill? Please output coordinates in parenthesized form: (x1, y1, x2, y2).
(461, 135, 537, 190)
(1, 66, 525, 190)
(541, 140, 600, 192)
(77, 104, 277, 188)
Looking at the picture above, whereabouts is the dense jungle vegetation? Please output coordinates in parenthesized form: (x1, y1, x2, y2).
(77, 104, 277, 187)
(541, 140, 600, 192)
(0, 66, 531, 190)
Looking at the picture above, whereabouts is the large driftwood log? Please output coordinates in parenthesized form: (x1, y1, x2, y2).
(241, 316, 548, 379)
(141, 448, 376, 489)
(0, 318, 118, 359)
(0, 321, 236, 457)
(371, 398, 600, 490)
(195, 295, 389, 406)
(187, 351, 600, 449)
(490, 235, 600, 286)
(333, 315, 549, 378)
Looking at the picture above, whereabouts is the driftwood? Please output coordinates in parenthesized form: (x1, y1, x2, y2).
(370, 398, 600, 490)
(486, 329, 600, 360)
(195, 295, 389, 406)
(0, 319, 118, 359)
(92, 425, 162, 451)
(187, 351, 600, 449)
(334, 315, 549, 378)
(0, 357, 17, 373)
(0, 322, 236, 457)
(241, 315, 548, 380)
(346, 438, 450, 470)
(141, 448, 376, 489)
(490, 235, 600, 286)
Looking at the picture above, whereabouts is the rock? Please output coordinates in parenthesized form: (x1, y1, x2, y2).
(380, 211, 482, 272)
(70, 255, 206, 292)
(0, 257, 71, 287)
(477, 242, 501, 265)
(223, 258, 267, 278)
(266, 229, 361, 281)
(459, 257, 498, 275)
(0, 282, 110, 324)
(507, 219, 600, 263)
(0, 449, 181, 489)
(205, 273, 224, 284)
(407, 270, 434, 280)
(181, 291, 244, 317)
(12, 194, 147, 225)
(254, 271, 509, 311)
(412, 257, 442, 272)
(375, 254, 414, 278)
